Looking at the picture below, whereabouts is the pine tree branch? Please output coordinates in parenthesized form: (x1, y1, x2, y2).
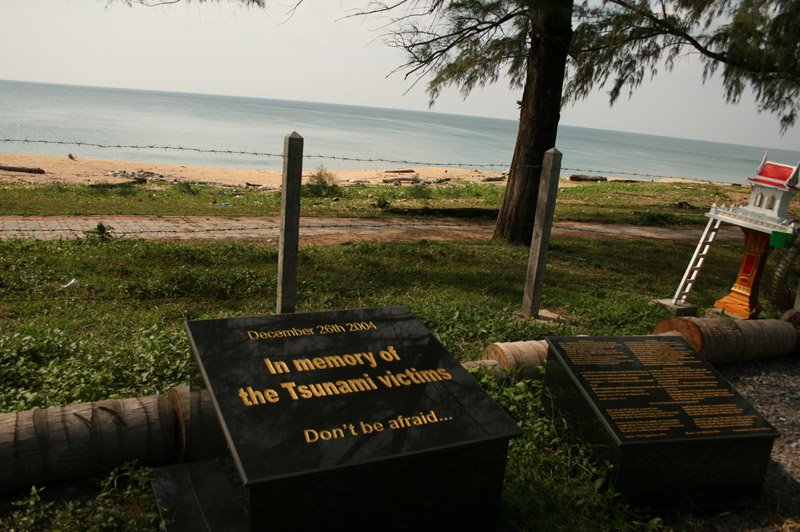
(605, 0, 789, 77)
(388, 9, 526, 81)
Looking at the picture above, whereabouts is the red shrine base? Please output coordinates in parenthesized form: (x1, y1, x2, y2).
(714, 291, 761, 319)
(714, 228, 771, 319)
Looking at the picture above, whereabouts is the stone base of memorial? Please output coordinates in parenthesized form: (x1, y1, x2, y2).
(155, 306, 521, 530)
(544, 336, 777, 508)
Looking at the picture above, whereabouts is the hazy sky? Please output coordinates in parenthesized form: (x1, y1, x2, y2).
(2, 0, 799, 151)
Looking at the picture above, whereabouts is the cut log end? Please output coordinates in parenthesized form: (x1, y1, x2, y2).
(482, 340, 548, 377)
(652, 317, 704, 352)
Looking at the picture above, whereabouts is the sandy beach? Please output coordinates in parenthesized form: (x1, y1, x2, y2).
(0, 153, 725, 189)
(0, 153, 502, 188)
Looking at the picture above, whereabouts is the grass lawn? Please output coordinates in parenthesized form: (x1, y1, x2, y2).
(0, 179, 796, 530)
(0, 178, 772, 226)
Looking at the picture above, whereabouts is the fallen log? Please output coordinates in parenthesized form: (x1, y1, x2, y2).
(0, 386, 224, 492)
(0, 165, 45, 174)
(652, 316, 799, 365)
(480, 332, 706, 375)
(1, 357, 513, 491)
(382, 177, 420, 184)
(482, 340, 549, 377)
(569, 174, 606, 182)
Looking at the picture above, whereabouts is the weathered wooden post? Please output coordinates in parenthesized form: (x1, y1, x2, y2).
(277, 132, 303, 314)
(521, 148, 562, 318)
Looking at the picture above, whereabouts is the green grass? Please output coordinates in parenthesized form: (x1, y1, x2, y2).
(3, 236, 740, 385)
(554, 181, 755, 225)
(2, 233, 782, 530)
(1, 176, 797, 529)
(0, 180, 504, 219)
(0, 181, 282, 216)
(5, 178, 792, 225)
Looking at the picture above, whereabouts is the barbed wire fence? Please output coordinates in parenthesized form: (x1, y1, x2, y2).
(1, 137, 697, 180)
(0, 135, 724, 246)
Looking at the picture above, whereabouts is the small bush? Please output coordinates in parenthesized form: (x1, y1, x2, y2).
(372, 189, 396, 209)
(406, 184, 432, 199)
(84, 222, 114, 242)
(302, 167, 342, 198)
(174, 181, 199, 195)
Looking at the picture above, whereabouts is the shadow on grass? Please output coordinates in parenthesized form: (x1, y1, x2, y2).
(384, 207, 499, 220)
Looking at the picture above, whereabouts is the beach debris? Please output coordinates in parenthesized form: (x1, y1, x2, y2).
(60, 278, 79, 289)
(382, 175, 451, 185)
(481, 175, 506, 182)
(0, 165, 45, 174)
(212, 201, 231, 206)
(245, 182, 275, 191)
(383, 176, 421, 185)
(68, 153, 77, 161)
(385, 169, 416, 174)
(106, 170, 165, 182)
(569, 174, 607, 182)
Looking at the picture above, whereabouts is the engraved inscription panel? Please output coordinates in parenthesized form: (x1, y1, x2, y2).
(547, 336, 775, 442)
(186, 306, 522, 486)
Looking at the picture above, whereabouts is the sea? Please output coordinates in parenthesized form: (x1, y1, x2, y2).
(2, 78, 799, 184)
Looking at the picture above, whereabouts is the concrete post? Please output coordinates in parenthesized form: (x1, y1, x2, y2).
(521, 148, 562, 318)
(277, 132, 303, 314)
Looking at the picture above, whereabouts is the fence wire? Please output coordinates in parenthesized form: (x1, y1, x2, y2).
(1, 138, 510, 170)
(1, 137, 694, 179)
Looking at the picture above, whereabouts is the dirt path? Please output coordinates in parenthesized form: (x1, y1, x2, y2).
(0, 215, 743, 244)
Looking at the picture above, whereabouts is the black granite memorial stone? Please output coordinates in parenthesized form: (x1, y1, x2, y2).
(181, 306, 521, 530)
(544, 335, 778, 507)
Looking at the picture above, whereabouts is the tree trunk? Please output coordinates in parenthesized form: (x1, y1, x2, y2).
(768, 234, 800, 310)
(494, 1, 574, 245)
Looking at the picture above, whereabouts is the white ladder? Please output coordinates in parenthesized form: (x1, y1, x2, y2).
(672, 218, 722, 304)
